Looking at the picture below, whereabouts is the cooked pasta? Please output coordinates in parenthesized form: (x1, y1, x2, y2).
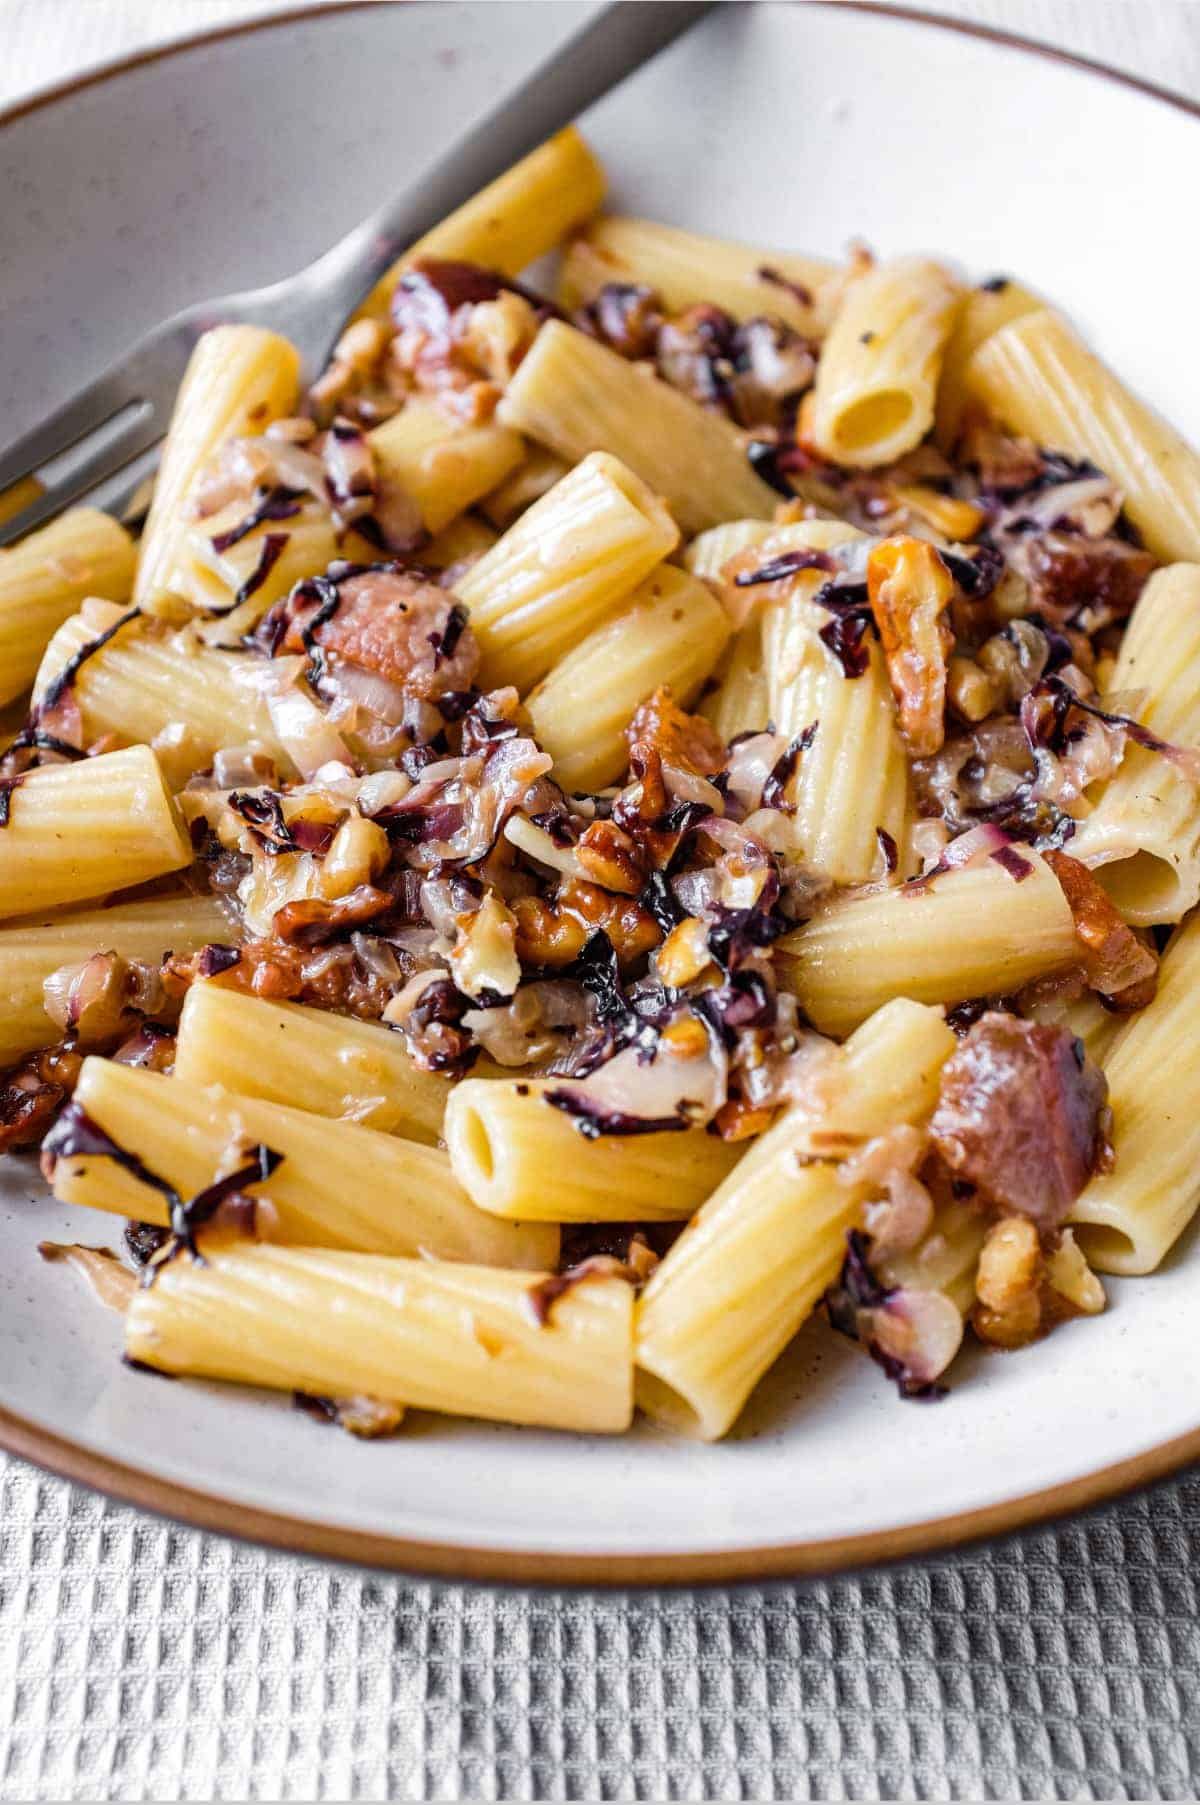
(0, 508, 136, 706)
(11, 130, 1200, 1443)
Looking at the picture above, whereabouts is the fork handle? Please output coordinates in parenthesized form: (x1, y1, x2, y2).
(254, 1, 717, 363)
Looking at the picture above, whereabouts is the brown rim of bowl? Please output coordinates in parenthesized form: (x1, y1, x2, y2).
(3, 0, 1199, 1586)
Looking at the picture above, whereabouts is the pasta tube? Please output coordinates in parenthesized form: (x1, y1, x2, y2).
(684, 519, 775, 587)
(125, 1239, 633, 1434)
(776, 850, 1079, 1037)
(497, 322, 778, 536)
(178, 506, 356, 632)
(478, 445, 570, 532)
(34, 601, 287, 782)
(368, 402, 525, 536)
(558, 215, 846, 338)
(355, 126, 606, 323)
(526, 565, 730, 791)
(0, 746, 191, 920)
(0, 508, 135, 706)
(423, 512, 498, 572)
(454, 450, 678, 692)
(1068, 565, 1200, 924)
(933, 276, 1041, 451)
(444, 1076, 743, 1222)
(811, 257, 963, 468)
(136, 326, 301, 607)
(50, 1057, 558, 1270)
(0, 894, 232, 1065)
(1069, 913, 1200, 1275)
(963, 308, 1200, 563)
(759, 522, 910, 883)
(700, 617, 769, 742)
(635, 1000, 955, 1438)
(174, 983, 449, 1145)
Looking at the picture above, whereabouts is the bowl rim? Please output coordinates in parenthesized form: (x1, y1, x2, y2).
(3, 0, 1199, 1587)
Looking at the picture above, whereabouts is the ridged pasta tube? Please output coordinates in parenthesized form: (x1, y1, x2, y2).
(444, 1075, 743, 1223)
(0, 746, 191, 920)
(634, 1000, 956, 1438)
(136, 326, 301, 607)
(933, 276, 1041, 451)
(526, 565, 730, 790)
(963, 308, 1200, 563)
(811, 257, 963, 468)
(51, 1058, 558, 1270)
(125, 1240, 633, 1434)
(497, 322, 778, 535)
(0, 508, 135, 706)
(1069, 565, 1200, 924)
(368, 402, 525, 536)
(777, 851, 1079, 1037)
(34, 601, 288, 780)
(1069, 913, 1200, 1275)
(0, 894, 233, 1064)
(558, 215, 846, 338)
(454, 450, 679, 692)
(174, 983, 449, 1146)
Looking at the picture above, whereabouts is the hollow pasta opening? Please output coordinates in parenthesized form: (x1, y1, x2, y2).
(1094, 850, 1186, 927)
(458, 1104, 496, 1187)
(1070, 1222, 1141, 1276)
(634, 1368, 709, 1439)
(832, 388, 914, 456)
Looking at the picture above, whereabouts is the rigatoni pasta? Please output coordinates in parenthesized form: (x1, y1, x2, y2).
(811, 257, 963, 468)
(0, 508, 136, 706)
(497, 321, 778, 535)
(12, 129, 1200, 1445)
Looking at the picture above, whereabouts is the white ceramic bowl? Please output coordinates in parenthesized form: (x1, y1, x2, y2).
(3, 1, 1200, 1584)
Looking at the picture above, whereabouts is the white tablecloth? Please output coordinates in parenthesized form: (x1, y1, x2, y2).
(3, 4, 1200, 1799)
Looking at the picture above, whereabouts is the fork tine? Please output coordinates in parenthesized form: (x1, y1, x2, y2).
(0, 367, 151, 497)
(0, 415, 165, 546)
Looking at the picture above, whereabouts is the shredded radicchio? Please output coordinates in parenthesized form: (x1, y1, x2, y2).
(429, 603, 468, 668)
(41, 1103, 181, 1215)
(171, 1144, 282, 1257)
(0, 774, 24, 827)
(876, 826, 898, 874)
(733, 549, 836, 587)
(989, 843, 1033, 882)
(543, 1088, 690, 1140)
(34, 606, 140, 717)
(227, 790, 301, 855)
(825, 1231, 947, 1401)
(760, 724, 816, 811)
(639, 870, 684, 936)
(209, 531, 290, 616)
(196, 944, 242, 978)
(210, 486, 303, 555)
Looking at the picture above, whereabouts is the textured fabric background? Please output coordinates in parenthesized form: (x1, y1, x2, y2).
(4, 4, 1200, 1800)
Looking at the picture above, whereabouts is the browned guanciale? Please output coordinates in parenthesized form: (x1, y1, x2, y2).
(929, 1012, 1109, 1230)
(273, 568, 479, 697)
(1043, 849, 1158, 1009)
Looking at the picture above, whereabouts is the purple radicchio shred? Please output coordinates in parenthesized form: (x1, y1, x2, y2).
(559, 1220, 682, 1269)
(428, 603, 468, 668)
(755, 264, 814, 308)
(706, 897, 788, 974)
(293, 1391, 340, 1424)
(945, 995, 1018, 1035)
(376, 800, 465, 845)
(124, 1219, 170, 1265)
(227, 790, 300, 855)
(170, 1143, 283, 1258)
(825, 1230, 947, 1402)
(35, 606, 140, 716)
(1038, 673, 1200, 770)
(458, 694, 521, 754)
(810, 578, 874, 678)
(745, 439, 800, 497)
(760, 723, 817, 811)
(979, 275, 1011, 293)
(528, 806, 578, 847)
(210, 487, 303, 555)
(569, 931, 628, 1024)
(41, 1103, 181, 1215)
(544, 1088, 690, 1141)
(639, 869, 684, 937)
(734, 548, 836, 588)
(208, 531, 290, 617)
(990, 843, 1034, 882)
(940, 543, 1005, 600)
(0, 774, 24, 827)
(524, 1256, 642, 1327)
(196, 943, 242, 978)
(4, 729, 87, 766)
(876, 826, 899, 874)
(400, 737, 449, 780)
(690, 969, 775, 1051)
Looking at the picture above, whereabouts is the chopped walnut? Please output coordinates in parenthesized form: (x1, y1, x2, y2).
(626, 685, 727, 776)
(972, 1214, 1043, 1347)
(512, 881, 660, 968)
(866, 535, 956, 757)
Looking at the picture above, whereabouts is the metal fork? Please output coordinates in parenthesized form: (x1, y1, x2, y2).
(0, 0, 715, 547)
